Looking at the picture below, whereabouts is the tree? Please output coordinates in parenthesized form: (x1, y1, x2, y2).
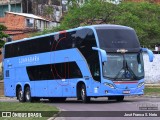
(60, 0, 160, 48)
(0, 24, 8, 48)
(115, 2, 160, 48)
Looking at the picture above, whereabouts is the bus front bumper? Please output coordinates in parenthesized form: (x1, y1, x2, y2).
(88, 85, 144, 97)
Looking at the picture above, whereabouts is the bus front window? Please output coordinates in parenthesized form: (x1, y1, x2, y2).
(103, 53, 144, 80)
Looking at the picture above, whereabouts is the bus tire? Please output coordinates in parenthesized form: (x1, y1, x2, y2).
(17, 87, 25, 102)
(116, 96, 124, 102)
(81, 84, 90, 103)
(25, 87, 32, 102)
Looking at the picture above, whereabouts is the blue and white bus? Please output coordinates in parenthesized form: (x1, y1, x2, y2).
(3, 24, 153, 103)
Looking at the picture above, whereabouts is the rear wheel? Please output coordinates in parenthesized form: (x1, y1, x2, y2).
(81, 84, 90, 103)
(25, 87, 32, 102)
(17, 87, 25, 102)
(116, 96, 124, 102)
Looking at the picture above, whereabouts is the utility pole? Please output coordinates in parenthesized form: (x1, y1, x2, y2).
(8, 0, 11, 12)
(21, 0, 23, 12)
(27, 0, 28, 13)
(14, 0, 16, 12)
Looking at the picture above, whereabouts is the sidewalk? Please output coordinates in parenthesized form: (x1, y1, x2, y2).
(145, 83, 160, 87)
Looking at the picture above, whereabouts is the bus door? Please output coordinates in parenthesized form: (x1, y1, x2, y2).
(48, 58, 70, 97)
(4, 60, 15, 96)
(61, 57, 72, 96)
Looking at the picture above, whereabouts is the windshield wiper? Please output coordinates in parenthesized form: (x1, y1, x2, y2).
(103, 76, 115, 80)
(125, 61, 138, 80)
(114, 55, 138, 80)
(114, 55, 126, 80)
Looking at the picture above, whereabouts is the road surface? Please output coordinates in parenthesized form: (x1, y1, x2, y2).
(48, 96, 160, 120)
(0, 96, 160, 120)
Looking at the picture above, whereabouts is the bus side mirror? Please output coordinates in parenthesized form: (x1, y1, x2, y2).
(141, 48, 154, 62)
(92, 47, 107, 62)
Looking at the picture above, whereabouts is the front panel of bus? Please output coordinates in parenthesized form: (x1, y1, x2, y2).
(93, 26, 145, 96)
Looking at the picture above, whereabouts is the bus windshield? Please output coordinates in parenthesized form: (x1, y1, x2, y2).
(96, 28, 140, 52)
(103, 53, 144, 80)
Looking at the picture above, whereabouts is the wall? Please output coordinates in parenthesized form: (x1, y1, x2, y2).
(5, 13, 26, 30)
(12, 32, 30, 40)
(144, 54, 160, 83)
(124, 0, 160, 3)
(0, 17, 5, 23)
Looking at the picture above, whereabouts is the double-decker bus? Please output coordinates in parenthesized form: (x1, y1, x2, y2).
(3, 24, 153, 103)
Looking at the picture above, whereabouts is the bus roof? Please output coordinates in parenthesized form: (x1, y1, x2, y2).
(5, 24, 133, 45)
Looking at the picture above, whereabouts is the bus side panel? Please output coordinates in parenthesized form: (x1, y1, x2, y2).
(33, 81, 48, 97)
(62, 79, 77, 97)
(48, 80, 63, 97)
(4, 69, 16, 97)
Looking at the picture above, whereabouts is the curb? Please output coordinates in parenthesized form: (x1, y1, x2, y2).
(145, 84, 160, 87)
(144, 95, 160, 98)
(47, 109, 65, 120)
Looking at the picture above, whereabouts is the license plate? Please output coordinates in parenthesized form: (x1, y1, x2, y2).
(123, 90, 130, 94)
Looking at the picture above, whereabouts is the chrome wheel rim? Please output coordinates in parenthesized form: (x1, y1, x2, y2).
(81, 88, 85, 100)
(26, 91, 30, 100)
(19, 91, 23, 100)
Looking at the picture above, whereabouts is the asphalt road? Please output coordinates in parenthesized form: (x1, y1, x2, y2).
(0, 96, 160, 120)
(48, 96, 160, 120)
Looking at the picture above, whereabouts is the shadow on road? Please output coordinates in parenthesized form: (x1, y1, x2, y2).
(41, 97, 149, 104)
(0, 96, 150, 104)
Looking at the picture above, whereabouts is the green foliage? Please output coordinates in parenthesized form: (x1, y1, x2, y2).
(60, 1, 160, 48)
(144, 87, 160, 96)
(31, 1, 160, 48)
(0, 24, 8, 48)
(44, 6, 53, 15)
(0, 102, 59, 120)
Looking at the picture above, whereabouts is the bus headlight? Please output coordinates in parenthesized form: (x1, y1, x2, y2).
(104, 83, 115, 89)
(138, 82, 144, 88)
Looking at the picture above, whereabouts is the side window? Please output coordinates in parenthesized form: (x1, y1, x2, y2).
(27, 64, 53, 80)
(69, 62, 83, 78)
(38, 36, 53, 53)
(54, 63, 68, 79)
(54, 32, 74, 51)
(54, 33, 66, 50)
(19, 42, 26, 56)
(5, 45, 10, 58)
(14, 43, 19, 57)
(76, 28, 101, 82)
(26, 62, 82, 80)
(89, 52, 100, 81)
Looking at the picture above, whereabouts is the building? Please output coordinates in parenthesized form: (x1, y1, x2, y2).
(3, 11, 54, 40)
(0, 11, 55, 74)
(0, 0, 22, 17)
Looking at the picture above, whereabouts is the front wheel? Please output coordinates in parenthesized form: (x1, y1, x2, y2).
(81, 84, 90, 103)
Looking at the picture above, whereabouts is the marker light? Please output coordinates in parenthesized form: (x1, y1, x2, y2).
(138, 82, 144, 88)
(104, 83, 115, 89)
(117, 49, 128, 53)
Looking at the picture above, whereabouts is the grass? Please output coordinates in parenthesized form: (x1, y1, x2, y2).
(0, 102, 59, 120)
(144, 87, 160, 96)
